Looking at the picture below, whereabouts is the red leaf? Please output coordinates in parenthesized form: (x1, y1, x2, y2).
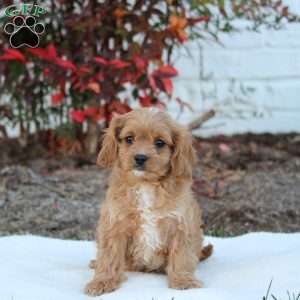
(139, 95, 153, 107)
(119, 71, 138, 84)
(27, 48, 50, 60)
(77, 65, 92, 75)
(72, 80, 81, 91)
(43, 67, 50, 76)
(83, 107, 98, 117)
(154, 65, 178, 78)
(6, 49, 26, 63)
(51, 92, 64, 105)
(149, 75, 158, 92)
(110, 101, 132, 114)
(0, 49, 26, 63)
(47, 44, 57, 59)
(86, 82, 101, 94)
(159, 78, 173, 95)
(109, 59, 130, 69)
(188, 16, 210, 25)
(70, 110, 86, 123)
(95, 72, 104, 81)
(95, 58, 130, 69)
(28, 45, 76, 72)
(55, 57, 76, 71)
(94, 56, 109, 65)
(133, 56, 148, 71)
(0, 54, 19, 62)
(84, 107, 104, 122)
(59, 80, 66, 93)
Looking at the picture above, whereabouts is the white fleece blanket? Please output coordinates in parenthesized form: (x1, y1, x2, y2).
(0, 233, 299, 300)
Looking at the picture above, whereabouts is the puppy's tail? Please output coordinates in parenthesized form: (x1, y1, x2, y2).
(199, 244, 213, 261)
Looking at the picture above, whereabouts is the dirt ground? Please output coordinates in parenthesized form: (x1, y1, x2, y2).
(0, 133, 300, 240)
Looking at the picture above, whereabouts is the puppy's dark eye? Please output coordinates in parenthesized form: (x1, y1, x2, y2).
(155, 139, 165, 148)
(125, 136, 134, 145)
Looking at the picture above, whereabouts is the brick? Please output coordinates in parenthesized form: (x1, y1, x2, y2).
(169, 78, 300, 135)
(194, 111, 300, 136)
(202, 31, 264, 50)
(172, 48, 201, 79)
(263, 24, 300, 48)
(202, 49, 300, 79)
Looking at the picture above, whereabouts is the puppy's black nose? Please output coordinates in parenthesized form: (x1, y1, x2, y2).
(134, 154, 148, 166)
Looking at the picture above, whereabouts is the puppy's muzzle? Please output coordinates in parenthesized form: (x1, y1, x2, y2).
(134, 154, 148, 169)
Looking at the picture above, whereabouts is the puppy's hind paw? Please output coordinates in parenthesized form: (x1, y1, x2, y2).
(169, 276, 203, 290)
(84, 278, 120, 296)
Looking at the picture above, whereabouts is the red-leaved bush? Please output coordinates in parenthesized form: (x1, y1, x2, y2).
(0, 0, 297, 153)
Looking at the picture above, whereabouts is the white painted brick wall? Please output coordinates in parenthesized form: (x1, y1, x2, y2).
(171, 21, 300, 136)
(203, 49, 300, 79)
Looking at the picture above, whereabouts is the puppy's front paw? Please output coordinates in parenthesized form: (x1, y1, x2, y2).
(169, 276, 203, 290)
(84, 278, 120, 296)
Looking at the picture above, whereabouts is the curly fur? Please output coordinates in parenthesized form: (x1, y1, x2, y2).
(85, 109, 213, 296)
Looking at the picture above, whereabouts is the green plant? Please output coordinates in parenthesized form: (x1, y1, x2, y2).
(263, 279, 300, 300)
(0, 0, 298, 154)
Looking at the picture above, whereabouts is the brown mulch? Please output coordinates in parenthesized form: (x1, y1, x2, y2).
(0, 133, 300, 239)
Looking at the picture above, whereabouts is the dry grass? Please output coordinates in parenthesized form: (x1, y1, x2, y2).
(263, 279, 300, 300)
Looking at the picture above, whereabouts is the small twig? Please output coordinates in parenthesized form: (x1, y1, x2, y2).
(0, 125, 8, 138)
(187, 109, 216, 131)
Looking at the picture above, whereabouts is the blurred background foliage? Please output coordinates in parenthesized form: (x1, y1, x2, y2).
(0, 0, 297, 154)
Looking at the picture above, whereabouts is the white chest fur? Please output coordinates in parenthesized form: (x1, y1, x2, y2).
(134, 185, 161, 263)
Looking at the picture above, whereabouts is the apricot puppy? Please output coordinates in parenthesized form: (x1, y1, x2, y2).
(85, 109, 212, 296)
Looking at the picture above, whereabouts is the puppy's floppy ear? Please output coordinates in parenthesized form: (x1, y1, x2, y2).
(97, 115, 125, 168)
(171, 125, 197, 178)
